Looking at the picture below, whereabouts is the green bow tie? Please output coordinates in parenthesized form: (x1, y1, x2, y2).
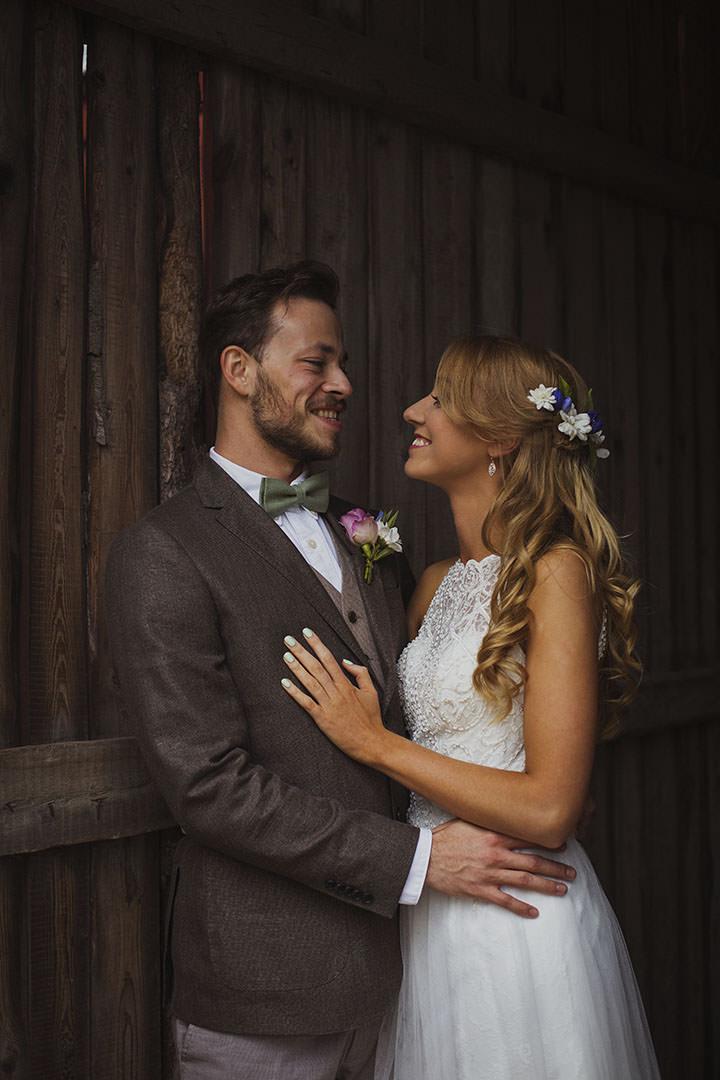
(259, 473, 330, 518)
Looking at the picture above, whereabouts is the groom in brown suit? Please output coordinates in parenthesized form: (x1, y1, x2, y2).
(106, 262, 574, 1078)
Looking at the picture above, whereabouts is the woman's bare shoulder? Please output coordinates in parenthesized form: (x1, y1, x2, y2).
(406, 557, 457, 639)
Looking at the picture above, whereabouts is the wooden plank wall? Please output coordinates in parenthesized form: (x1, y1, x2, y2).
(1, 0, 718, 1076)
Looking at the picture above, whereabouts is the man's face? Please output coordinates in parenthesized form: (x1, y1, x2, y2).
(249, 297, 352, 463)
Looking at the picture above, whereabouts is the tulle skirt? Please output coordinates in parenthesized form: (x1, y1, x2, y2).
(377, 838, 660, 1079)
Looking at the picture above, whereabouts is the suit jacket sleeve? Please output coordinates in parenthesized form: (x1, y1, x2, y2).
(105, 516, 419, 919)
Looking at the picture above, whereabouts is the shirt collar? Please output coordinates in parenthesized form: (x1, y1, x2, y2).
(209, 447, 309, 508)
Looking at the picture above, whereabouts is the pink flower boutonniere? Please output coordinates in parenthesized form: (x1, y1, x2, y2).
(339, 508, 402, 584)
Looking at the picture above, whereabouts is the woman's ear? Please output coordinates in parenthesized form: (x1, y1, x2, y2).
(220, 345, 256, 397)
(486, 436, 520, 459)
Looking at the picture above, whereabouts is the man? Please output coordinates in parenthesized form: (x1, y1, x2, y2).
(106, 262, 574, 1079)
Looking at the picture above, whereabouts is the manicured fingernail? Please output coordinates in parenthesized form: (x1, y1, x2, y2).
(342, 658, 354, 667)
(565, 868, 576, 881)
(283, 652, 295, 664)
(281, 678, 292, 688)
(302, 628, 313, 638)
(555, 883, 567, 894)
(527, 908, 538, 918)
(284, 635, 297, 647)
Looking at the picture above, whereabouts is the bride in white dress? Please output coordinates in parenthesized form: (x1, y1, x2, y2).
(281, 334, 660, 1078)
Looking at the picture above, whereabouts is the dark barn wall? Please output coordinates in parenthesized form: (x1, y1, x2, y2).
(1, 1, 719, 1076)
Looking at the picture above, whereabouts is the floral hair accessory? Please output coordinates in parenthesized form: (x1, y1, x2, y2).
(339, 508, 402, 583)
(527, 375, 609, 464)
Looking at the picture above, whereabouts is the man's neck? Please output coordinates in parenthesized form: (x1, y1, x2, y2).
(213, 439, 303, 481)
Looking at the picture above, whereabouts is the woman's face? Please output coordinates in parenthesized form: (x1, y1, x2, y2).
(402, 387, 491, 491)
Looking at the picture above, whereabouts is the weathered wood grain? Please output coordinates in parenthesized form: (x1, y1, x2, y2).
(305, 92, 369, 502)
(68, 0, 720, 220)
(0, 1, 30, 1068)
(0, 738, 174, 857)
(157, 40, 204, 499)
(20, 11, 90, 1073)
(260, 76, 307, 266)
(205, 62, 262, 293)
(367, 116, 427, 574)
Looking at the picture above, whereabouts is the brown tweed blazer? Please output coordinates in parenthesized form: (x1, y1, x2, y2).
(105, 457, 419, 1036)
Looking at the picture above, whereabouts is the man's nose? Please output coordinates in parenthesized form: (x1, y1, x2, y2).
(323, 365, 353, 397)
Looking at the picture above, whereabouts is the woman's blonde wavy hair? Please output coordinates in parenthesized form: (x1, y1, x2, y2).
(435, 334, 641, 739)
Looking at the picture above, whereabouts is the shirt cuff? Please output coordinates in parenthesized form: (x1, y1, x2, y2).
(398, 827, 433, 905)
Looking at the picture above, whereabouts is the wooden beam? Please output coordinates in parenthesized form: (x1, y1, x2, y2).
(0, 737, 175, 857)
(1, 666, 718, 855)
(71, 0, 720, 221)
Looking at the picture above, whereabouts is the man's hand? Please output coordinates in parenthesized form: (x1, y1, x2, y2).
(425, 819, 576, 919)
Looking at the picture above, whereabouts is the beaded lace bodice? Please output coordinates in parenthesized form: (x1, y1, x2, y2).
(398, 555, 606, 830)
(398, 556, 526, 829)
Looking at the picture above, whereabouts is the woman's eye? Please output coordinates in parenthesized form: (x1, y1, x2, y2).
(431, 394, 441, 407)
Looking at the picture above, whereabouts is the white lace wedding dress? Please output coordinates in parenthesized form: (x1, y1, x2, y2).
(384, 555, 660, 1079)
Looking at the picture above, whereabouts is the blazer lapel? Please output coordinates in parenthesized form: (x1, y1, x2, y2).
(195, 460, 377, 674)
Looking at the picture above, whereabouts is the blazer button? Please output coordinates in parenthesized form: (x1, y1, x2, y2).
(352, 889, 363, 902)
(325, 879, 337, 890)
(362, 893, 374, 904)
(348, 611, 358, 623)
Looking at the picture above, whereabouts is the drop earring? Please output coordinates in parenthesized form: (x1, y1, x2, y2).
(488, 455, 496, 477)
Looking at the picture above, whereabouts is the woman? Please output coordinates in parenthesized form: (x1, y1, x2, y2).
(281, 335, 660, 1078)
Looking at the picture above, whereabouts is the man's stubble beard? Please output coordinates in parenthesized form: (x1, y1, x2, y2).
(250, 363, 341, 463)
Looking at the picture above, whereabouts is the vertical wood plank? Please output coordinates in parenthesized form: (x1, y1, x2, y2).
(84, 20, 163, 1080)
(21, 8, 89, 1074)
(421, 136, 475, 561)
(708, 718, 720, 1072)
(599, 196, 642, 581)
(562, 182, 603, 392)
(636, 209, 673, 673)
(85, 19, 157, 739)
(90, 836, 162, 1080)
(156, 41, 204, 500)
(260, 76, 307, 267)
(423, 0, 475, 73)
(627, 0, 668, 155)
(561, 0, 599, 126)
(595, 0, 632, 141)
(515, 169, 564, 351)
(474, 0, 511, 90)
(675, 723, 707, 1074)
(511, 0, 564, 110)
(305, 94, 369, 502)
(641, 730, 680, 1074)
(367, 117, 426, 575)
(205, 63, 262, 293)
(475, 157, 517, 336)
(690, 224, 720, 665)
(0, 2, 31, 1068)
(669, 220, 702, 666)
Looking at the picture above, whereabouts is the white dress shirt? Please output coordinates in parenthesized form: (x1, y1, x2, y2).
(209, 448, 431, 904)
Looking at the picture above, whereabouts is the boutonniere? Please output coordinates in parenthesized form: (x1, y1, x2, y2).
(339, 508, 402, 584)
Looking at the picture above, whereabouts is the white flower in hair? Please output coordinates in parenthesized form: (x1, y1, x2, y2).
(558, 405, 593, 442)
(527, 384, 558, 411)
(591, 432, 610, 459)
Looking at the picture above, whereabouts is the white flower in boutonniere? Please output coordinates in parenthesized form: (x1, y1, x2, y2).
(339, 508, 403, 584)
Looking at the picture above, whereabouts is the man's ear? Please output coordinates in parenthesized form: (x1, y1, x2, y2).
(220, 345, 256, 397)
